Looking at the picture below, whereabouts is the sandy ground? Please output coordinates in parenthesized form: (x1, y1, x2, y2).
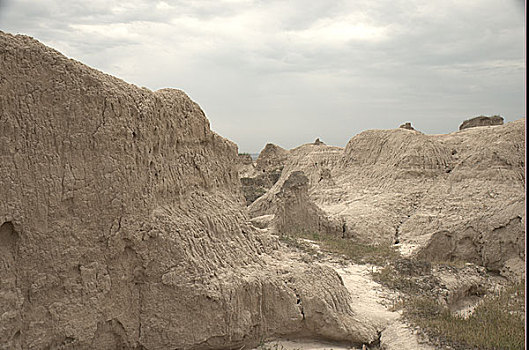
(254, 255, 434, 350)
(395, 242, 419, 257)
(252, 339, 355, 350)
(332, 264, 399, 328)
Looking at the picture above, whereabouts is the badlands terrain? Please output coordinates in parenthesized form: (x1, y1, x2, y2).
(0, 31, 525, 350)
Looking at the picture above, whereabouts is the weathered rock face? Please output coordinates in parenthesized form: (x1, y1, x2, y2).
(240, 140, 336, 208)
(255, 143, 289, 173)
(250, 119, 525, 280)
(237, 153, 255, 182)
(238, 143, 288, 206)
(270, 171, 342, 236)
(0, 32, 379, 349)
(240, 174, 280, 205)
(238, 153, 254, 167)
(409, 120, 525, 280)
(399, 122, 415, 130)
(459, 115, 504, 130)
(249, 143, 343, 219)
(236, 153, 264, 204)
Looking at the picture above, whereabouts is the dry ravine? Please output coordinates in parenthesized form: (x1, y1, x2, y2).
(242, 117, 525, 349)
(1, 31, 525, 350)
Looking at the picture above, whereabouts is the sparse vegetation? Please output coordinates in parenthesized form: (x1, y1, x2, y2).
(434, 259, 469, 269)
(279, 232, 525, 350)
(373, 265, 427, 294)
(372, 259, 440, 296)
(278, 234, 320, 257)
(373, 257, 525, 349)
(279, 230, 399, 266)
(402, 282, 525, 350)
(257, 340, 300, 350)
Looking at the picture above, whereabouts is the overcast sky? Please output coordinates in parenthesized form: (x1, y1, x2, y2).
(0, 0, 525, 153)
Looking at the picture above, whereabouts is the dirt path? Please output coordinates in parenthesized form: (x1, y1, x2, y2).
(255, 259, 434, 350)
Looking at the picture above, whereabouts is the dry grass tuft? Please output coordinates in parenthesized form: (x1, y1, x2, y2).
(279, 231, 399, 265)
(280, 231, 525, 350)
(403, 282, 525, 350)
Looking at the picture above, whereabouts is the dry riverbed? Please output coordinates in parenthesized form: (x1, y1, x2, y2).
(254, 240, 434, 350)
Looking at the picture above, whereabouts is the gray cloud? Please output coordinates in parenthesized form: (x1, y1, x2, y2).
(0, 0, 525, 152)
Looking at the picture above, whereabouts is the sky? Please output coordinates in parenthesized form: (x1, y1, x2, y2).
(0, 0, 525, 153)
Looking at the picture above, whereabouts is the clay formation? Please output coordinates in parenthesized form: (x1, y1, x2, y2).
(0, 31, 380, 350)
(250, 119, 525, 281)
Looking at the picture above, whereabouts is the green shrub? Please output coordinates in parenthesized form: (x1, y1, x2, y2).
(372, 259, 439, 295)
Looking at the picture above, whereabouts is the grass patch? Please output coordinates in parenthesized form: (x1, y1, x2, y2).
(279, 231, 524, 350)
(372, 265, 425, 294)
(319, 235, 399, 265)
(280, 231, 399, 265)
(433, 259, 469, 269)
(372, 259, 439, 295)
(403, 282, 525, 350)
(278, 235, 319, 257)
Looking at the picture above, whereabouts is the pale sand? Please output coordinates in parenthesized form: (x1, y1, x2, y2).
(255, 261, 434, 350)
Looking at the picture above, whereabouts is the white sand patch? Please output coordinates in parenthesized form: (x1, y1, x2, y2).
(256, 261, 434, 350)
(252, 339, 354, 349)
(396, 242, 419, 257)
(331, 264, 399, 328)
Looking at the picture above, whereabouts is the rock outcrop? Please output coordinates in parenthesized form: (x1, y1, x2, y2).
(238, 143, 289, 205)
(249, 142, 343, 219)
(255, 143, 289, 173)
(240, 174, 279, 206)
(459, 115, 504, 130)
(268, 171, 342, 236)
(0, 31, 379, 349)
(399, 122, 415, 130)
(237, 153, 255, 177)
(250, 119, 525, 280)
(236, 153, 268, 204)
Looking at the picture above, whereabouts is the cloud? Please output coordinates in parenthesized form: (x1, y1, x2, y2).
(0, 0, 525, 152)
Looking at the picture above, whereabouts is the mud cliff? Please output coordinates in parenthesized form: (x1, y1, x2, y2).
(0, 32, 379, 349)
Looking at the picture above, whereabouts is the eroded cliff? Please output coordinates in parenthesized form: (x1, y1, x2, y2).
(249, 121, 525, 281)
(0, 32, 378, 349)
